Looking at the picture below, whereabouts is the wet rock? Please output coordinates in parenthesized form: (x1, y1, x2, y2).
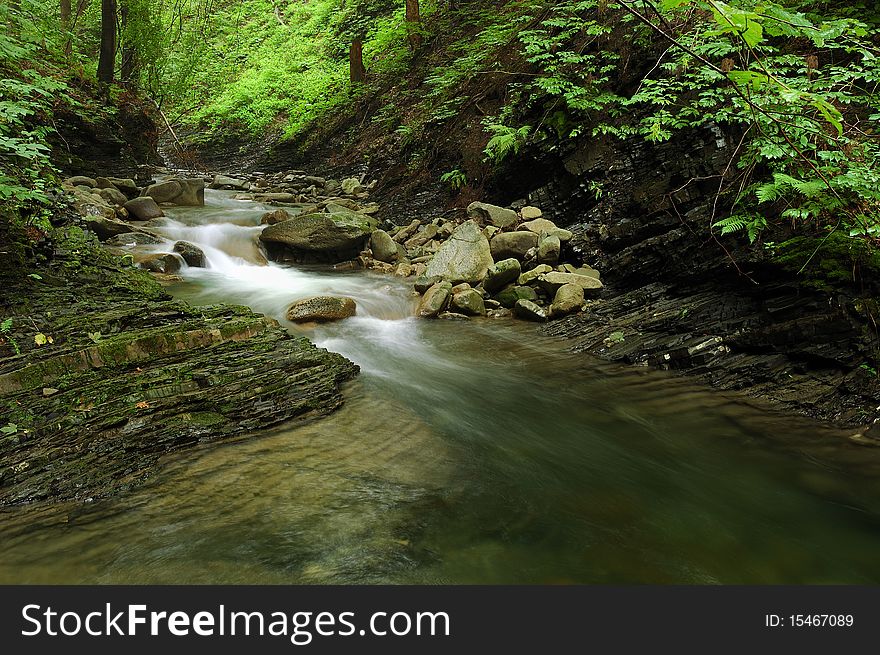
(98, 187, 128, 206)
(261, 208, 291, 225)
(438, 312, 470, 321)
(173, 241, 207, 268)
(536, 271, 604, 296)
(414, 275, 442, 293)
(370, 229, 398, 263)
(417, 282, 453, 318)
(467, 201, 518, 228)
(495, 285, 538, 309)
(0, 238, 359, 505)
(483, 258, 522, 294)
(64, 175, 97, 188)
(286, 296, 357, 323)
(144, 180, 182, 203)
(124, 196, 165, 220)
(451, 288, 487, 316)
(105, 232, 164, 247)
(537, 235, 561, 266)
(170, 178, 206, 206)
(139, 253, 181, 274)
(550, 283, 585, 318)
(514, 299, 548, 322)
(209, 174, 249, 190)
(488, 308, 513, 319)
(490, 231, 538, 261)
(85, 216, 135, 240)
(256, 192, 298, 203)
(425, 220, 494, 284)
(260, 210, 376, 254)
(106, 177, 140, 199)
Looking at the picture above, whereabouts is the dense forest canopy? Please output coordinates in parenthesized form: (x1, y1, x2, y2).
(2, 1, 879, 252)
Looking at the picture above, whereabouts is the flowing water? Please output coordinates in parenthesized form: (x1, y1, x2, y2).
(3, 190, 880, 584)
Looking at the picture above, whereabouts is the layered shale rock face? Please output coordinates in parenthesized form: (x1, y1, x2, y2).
(522, 127, 880, 430)
(0, 227, 358, 505)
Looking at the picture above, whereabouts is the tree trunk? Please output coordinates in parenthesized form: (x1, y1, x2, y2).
(61, 0, 72, 57)
(120, 2, 138, 86)
(96, 0, 116, 84)
(349, 39, 366, 84)
(405, 0, 421, 49)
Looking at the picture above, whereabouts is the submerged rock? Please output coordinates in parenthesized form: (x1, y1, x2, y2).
(139, 253, 181, 274)
(286, 296, 357, 323)
(173, 241, 207, 268)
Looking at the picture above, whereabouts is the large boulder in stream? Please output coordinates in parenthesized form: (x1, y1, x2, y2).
(287, 296, 357, 323)
(424, 220, 494, 285)
(143, 178, 205, 206)
(260, 210, 376, 255)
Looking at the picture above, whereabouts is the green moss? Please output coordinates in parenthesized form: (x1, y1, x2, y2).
(773, 233, 880, 291)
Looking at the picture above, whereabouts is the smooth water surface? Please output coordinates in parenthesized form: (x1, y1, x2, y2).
(3, 190, 880, 584)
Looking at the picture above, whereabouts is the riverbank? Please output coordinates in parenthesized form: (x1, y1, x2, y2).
(0, 199, 357, 506)
(3, 158, 880, 509)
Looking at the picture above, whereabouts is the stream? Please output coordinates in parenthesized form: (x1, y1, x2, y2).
(2, 190, 880, 584)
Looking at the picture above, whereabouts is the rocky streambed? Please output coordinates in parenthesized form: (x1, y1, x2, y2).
(4, 157, 880, 509)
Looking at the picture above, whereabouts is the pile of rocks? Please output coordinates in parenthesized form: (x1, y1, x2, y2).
(210, 171, 377, 212)
(366, 202, 603, 323)
(63, 173, 211, 276)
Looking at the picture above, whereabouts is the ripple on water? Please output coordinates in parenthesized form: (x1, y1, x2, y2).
(4, 189, 880, 584)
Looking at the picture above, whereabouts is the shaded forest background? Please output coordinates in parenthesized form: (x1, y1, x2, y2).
(2, 0, 880, 260)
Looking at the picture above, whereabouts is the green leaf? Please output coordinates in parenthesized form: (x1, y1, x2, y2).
(812, 98, 844, 137)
